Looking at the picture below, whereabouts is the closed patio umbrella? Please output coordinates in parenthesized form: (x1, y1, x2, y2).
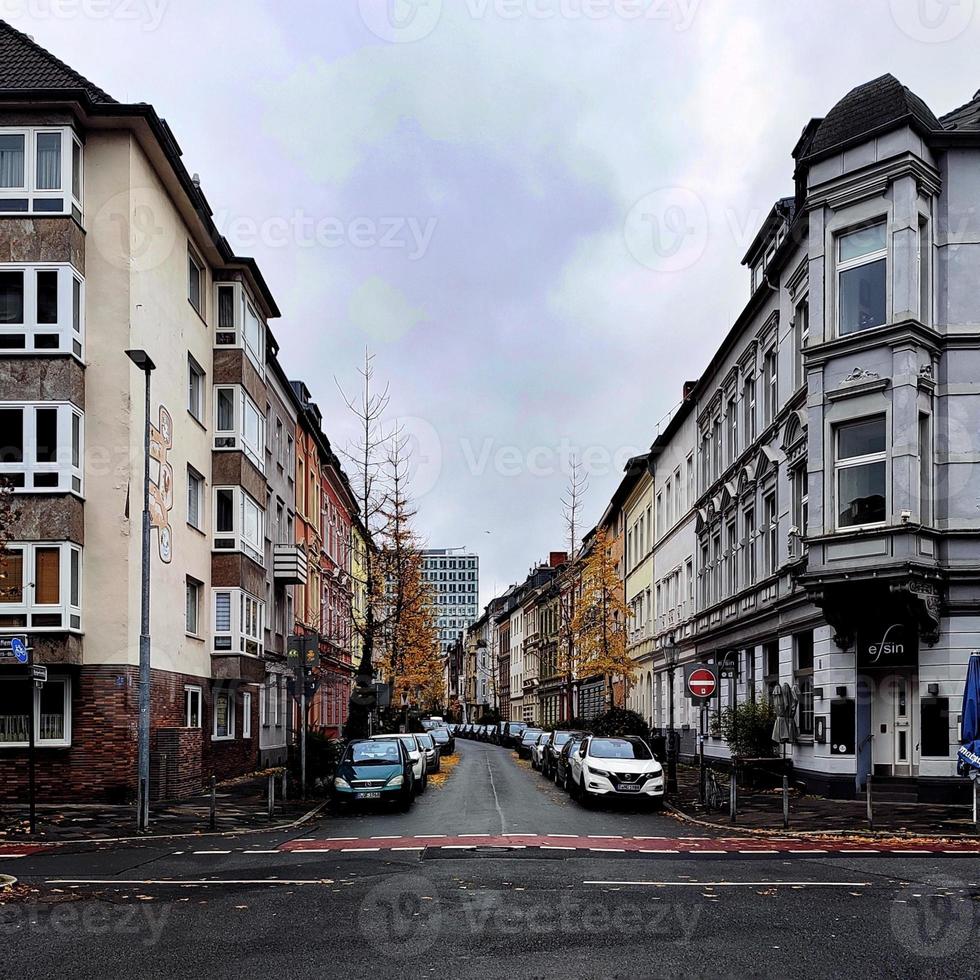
(956, 652, 980, 825)
(771, 683, 791, 744)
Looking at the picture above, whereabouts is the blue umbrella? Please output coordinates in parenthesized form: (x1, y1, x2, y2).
(957, 652, 980, 777)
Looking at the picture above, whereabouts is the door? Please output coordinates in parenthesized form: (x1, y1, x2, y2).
(871, 672, 919, 777)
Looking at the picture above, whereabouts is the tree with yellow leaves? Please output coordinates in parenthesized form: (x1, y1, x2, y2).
(572, 527, 634, 707)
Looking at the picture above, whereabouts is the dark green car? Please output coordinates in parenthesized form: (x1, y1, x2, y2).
(332, 738, 415, 811)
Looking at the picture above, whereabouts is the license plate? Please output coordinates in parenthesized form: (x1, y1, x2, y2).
(617, 783, 642, 792)
(355, 792, 382, 800)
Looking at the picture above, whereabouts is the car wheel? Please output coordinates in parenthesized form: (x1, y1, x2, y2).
(399, 791, 413, 812)
(649, 797, 664, 813)
(578, 778, 593, 808)
(420, 772, 428, 793)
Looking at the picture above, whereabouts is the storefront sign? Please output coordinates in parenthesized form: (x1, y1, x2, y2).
(857, 622, 917, 669)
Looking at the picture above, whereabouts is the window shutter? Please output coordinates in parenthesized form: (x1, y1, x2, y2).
(34, 547, 60, 604)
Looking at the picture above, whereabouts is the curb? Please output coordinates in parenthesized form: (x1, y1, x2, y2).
(0, 800, 328, 849)
(664, 801, 980, 842)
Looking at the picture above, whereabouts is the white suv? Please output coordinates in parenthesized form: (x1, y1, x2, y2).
(568, 735, 664, 809)
(370, 734, 427, 793)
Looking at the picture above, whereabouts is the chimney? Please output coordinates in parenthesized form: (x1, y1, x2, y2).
(191, 172, 202, 189)
(549, 551, 568, 568)
(682, 380, 698, 401)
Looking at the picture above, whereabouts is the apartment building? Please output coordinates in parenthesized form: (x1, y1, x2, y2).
(420, 547, 479, 657)
(0, 23, 286, 800)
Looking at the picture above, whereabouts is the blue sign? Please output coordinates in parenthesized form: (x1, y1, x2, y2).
(11, 636, 28, 665)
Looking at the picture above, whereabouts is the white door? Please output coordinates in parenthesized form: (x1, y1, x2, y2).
(871, 672, 919, 776)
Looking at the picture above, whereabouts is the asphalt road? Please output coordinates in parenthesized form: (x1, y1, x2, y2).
(2, 740, 979, 978)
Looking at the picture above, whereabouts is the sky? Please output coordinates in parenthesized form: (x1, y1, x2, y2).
(20, 0, 980, 606)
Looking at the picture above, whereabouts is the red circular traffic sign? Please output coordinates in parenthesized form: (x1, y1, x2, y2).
(687, 667, 716, 699)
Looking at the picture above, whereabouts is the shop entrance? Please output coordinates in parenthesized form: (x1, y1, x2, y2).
(870, 671, 919, 777)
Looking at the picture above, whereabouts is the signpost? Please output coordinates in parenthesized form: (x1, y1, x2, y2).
(684, 663, 718, 803)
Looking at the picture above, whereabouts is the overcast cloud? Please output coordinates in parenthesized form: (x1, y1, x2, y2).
(19, 0, 980, 604)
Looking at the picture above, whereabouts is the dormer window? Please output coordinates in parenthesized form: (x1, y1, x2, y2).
(0, 128, 83, 218)
(213, 282, 265, 375)
(837, 221, 886, 335)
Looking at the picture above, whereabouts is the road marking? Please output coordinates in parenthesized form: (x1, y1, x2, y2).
(486, 756, 506, 835)
(583, 880, 874, 888)
(590, 847, 625, 853)
(739, 850, 778, 855)
(892, 850, 931, 854)
(838, 849, 879, 854)
(391, 846, 424, 851)
(341, 847, 379, 852)
(790, 849, 827, 854)
(588, 835, 623, 839)
(691, 850, 726, 855)
(639, 849, 679, 854)
(459, 834, 487, 838)
(193, 850, 231, 855)
(46, 879, 340, 887)
(370, 836, 401, 840)
(440, 846, 474, 850)
(290, 848, 334, 853)
(547, 834, 577, 838)
(325, 837, 358, 842)
(541, 845, 575, 850)
(634, 837, 668, 841)
(417, 835, 446, 839)
(0, 854, 25, 859)
(243, 850, 281, 855)
(503, 833, 536, 837)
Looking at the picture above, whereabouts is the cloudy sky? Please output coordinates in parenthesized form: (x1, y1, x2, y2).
(22, 0, 980, 603)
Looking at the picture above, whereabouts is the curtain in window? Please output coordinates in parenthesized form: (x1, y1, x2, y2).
(0, 135, 25, 188)
(215, 592, 231, 632)
(0, 549, 24, 603)
(35, 547, 61, 604)
(35, 133, 62, 190)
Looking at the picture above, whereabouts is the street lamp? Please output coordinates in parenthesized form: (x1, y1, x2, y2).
(126, 348, 155, 832)
(664, 632, 679, 795)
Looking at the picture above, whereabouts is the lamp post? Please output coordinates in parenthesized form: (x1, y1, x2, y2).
(126, 348, 155, 832)
(664, 632, 679, 795)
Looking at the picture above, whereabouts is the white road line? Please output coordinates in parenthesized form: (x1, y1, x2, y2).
(547, 834, 577, 838)
(171, 851, 184, 856)
(502, 833, 536, 837)
(193, 850, 231, 855)
(789, 849, 827, 854)
(391, 846, 424, 851)
(440, 846, 474, 850)
(739, 850, 779, 855)
(583, 880, 874, 888)
(892, 850, 932, 854)
(633, 837, 668, 841)
(0, 854, 25, 859)
(540, 845, 575, 851)
(486, 756, 506, 834)
(341, 847, 379, 853)
(692, 850, 726, 855)
(944, 849, 976, 854)
(417, 835, 446, 839)
(46, 879, 340, 887)
(370, 836, 401, 840)
(325, 837, 358, 842)
(459, 834, 488, 838)
(589, 847, 626, 853)
(639, 849, 679, 854)
(838, 849, 879, 854)
(289, 848, 334, 853)
(243, 850, 281, 855)
(588, 835, 623, 839)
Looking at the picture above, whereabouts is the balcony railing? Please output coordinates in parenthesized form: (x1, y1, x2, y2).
(273, 543, 308, 585)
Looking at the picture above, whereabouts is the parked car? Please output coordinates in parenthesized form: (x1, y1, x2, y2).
(555, 734, 586, 790)
(479, 725, 492, 742)
(332, 738, 414, 811)
(370, 733, 427, 793)
(416, 731, 441, 773)
(530, 731, 550, 771)
(541, 730, 584, 781)
(502, 721, 528, 748)
(567, 735, 664, 809)
(431, 727, 455, 755)
(517, 728, 545, 760)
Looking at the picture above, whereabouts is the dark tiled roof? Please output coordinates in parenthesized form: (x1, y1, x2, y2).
(809, 74, 940, 156)
(0, 19, 115, 103)
(940, 89, 980, 131)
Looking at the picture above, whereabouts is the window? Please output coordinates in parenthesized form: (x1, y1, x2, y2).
(185, 577, 201, 635)
(763, 640, 780, 690)
(184, 686, 202, 728)
(213, 283, 264, 373)
(188, 248, 204, 316)
(835, 416, 886, 528)
(213, 486, 265, 564)
(686, 455, 694, 508)
(0, 265, 84, 356)
(0, 542, 81, 631)
(0, 676, 71, 747)
(743, 507, 756, 585)
(838, 221, 886, 335)
(727, 396, 738, 463)
(792, 467, 808, 551)
(213, 690, 235, 740)
(794, 630, 814, 737)
(0, 128, 81, 215)
(793, 298, 809, 391)
(242, 692, 252, 738)
(212, 588, 265, 657)
(918, 219, 931, 325)
(187, 354, 205, 421)
(763, 348, 777, 425)
(187, 466, 204, 531)
(763, 492, 777, 575)
(726, 519, 737, 597)
(743, 375, 756, 444)
(213, 385, 265, 471)
(0, 402, 83, 494)
(919, 413, 932, 526)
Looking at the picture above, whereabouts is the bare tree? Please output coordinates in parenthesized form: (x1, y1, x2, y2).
(557, 456, 588, 720)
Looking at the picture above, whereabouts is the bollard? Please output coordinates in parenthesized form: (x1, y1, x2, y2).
(866, 774, 873, 832)
(782, 775, 790, 830)
(209, 775, 217, 831)
(268, 773, 275, 821)
(729, 767, 737, 823)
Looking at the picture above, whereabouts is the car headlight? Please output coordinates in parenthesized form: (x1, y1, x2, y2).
(334, 776, 351, 789)
(587, 765, 610, 779)
(385, 774, 404, 788)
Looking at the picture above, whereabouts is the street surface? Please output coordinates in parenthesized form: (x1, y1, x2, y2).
(2, 740, 978, 978)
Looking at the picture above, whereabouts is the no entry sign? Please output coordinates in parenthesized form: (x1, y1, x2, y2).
(684, 663, 717, 703)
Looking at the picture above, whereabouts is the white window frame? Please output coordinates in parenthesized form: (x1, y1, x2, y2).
(184, 685, 202, 728)
(212, 689, 236, 741)
(187, 465, 204, 531)
(185, 577, 202, 636)
(0, 674, 71, 748)
(834, 415, 888, 531)
(212, 486, 265, 564)
(794, 295, 809, 391)
(187, 354, 205, 422)
(0, 541, 82, 632)
(242, 692, 252, 738)
(212, 587, 265, 657)
(0, 263, 84, 358)
(213, 385, 265, 472)
(188, 246, 205, 317)
(836, 220, 887, 337)
(763, 348, 777, 425)
(0, 127, 81, 216)
(763, 492, 777, 576)
(0, 401, 84, 495)
(212, 282, 266, 377)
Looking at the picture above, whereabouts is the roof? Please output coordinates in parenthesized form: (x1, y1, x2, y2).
(808, 74, 941, 158)
(0, 20, 115, 103)
(940, 88, 980, 131)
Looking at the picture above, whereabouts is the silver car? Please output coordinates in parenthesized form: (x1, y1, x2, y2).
(416, 731, 441, 773)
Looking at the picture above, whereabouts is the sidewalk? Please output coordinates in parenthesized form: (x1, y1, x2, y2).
(0, 772, 320, 843)
(669, 763, 978, 837)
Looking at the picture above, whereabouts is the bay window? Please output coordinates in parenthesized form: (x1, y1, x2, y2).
(213, 385, 265, 471)
(0, 675, 71, 747)
(0, 128, 83, 216)
(212, 588, 265, 657)
(0, 542, 82, 631)
(213, 486, 264, 564)
(838, 221, 887, 335)
(0, 265, 84, 356)
(213, 282, 265, 375)
(835, 416, 887, 529)
(0, 402, 83, 493)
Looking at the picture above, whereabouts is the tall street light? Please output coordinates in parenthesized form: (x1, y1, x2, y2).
(664, 632, 679, 795)
(126, 348, 155, 832)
